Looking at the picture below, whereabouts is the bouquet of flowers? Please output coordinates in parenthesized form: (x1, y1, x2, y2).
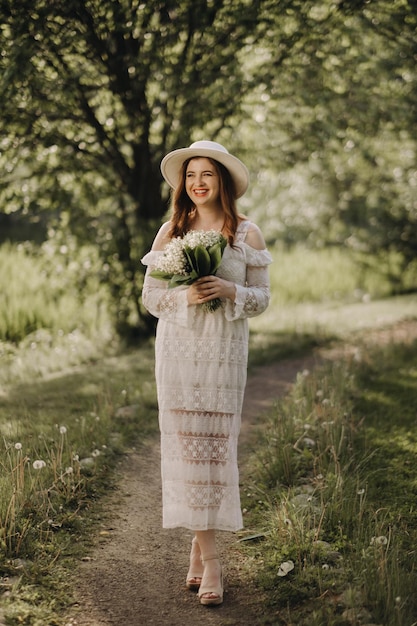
(150, 230, 227, 312)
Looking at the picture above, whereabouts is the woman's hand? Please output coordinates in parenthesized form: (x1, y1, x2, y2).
(187, 276, 236, 306)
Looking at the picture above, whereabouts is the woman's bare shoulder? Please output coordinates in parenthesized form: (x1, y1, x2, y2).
(151, 221, 173, 251)
(244, 221, 267, 251)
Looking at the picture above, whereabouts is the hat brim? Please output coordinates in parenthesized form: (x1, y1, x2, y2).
(160, 147, 249, 198)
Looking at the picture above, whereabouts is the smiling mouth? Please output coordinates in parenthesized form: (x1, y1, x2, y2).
(193, 189, 208, 196)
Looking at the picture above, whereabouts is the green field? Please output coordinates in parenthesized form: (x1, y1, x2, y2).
(0, 241, 416, 624)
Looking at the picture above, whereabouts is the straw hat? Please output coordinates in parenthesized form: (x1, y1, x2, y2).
(160, 140, 249, 198)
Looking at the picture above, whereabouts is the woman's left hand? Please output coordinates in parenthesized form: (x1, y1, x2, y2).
(192, 275, 236, 304)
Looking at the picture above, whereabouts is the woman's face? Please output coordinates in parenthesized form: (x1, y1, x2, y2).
(185, 157, 220, 208)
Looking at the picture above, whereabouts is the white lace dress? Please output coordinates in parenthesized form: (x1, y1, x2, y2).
(141, 220, 272, 531)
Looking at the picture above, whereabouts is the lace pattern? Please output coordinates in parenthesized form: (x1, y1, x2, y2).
(141, 221, 271, 531)
(160, 409, 242, 530)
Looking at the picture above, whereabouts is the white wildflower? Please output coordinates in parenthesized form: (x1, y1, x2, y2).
(277, 560, 294, 577)
(14, 442, 22, 450)
(370, 535, 388, 546)
(33, 459, 46, 470)
(154, 237, 188, 275)
(59, 426, 67, 435)
(182, 229, 222, 249)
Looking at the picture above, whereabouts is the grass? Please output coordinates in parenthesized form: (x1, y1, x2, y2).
(241, 336, 417, 625)
(0, 345, 158, 625)
(0, 239, 113, 386)
(0, 238, 416, 624)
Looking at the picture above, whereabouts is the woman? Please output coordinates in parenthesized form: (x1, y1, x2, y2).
(141, 140, 272, 606)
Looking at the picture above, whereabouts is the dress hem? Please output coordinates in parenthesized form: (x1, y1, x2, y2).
(162, 523, 244, 532)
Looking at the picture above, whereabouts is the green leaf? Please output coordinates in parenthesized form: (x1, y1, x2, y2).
(194, 245, 211, 276)
(168, 274, 194, 288)
(149, 270, 174, 280)
(208, 244, 222, 273)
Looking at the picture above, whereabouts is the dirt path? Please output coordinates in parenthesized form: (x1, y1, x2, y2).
(68, 353, 322, 626)
(68, 320, 417, 626)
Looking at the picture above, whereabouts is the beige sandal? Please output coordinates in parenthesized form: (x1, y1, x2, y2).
(186, 537, 204, 591)
(198, 555, 223, 606)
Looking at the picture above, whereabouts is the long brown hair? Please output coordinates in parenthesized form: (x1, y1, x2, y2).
(167, 157, 243, 246)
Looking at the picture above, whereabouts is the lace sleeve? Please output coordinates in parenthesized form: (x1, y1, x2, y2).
(224, 264, 271, 321)
(141, 253, 196, 328)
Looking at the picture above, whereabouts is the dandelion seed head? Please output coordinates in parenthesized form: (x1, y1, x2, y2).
(59, 426, 67, 435)
(73, 454, 79, 462)
(322, 563, 330, 570)
(33, 459, 46, 470)
(370, 535, 388, 546)
(357, 488, 365, 495)
(14, 442, 22, 450)
(66, 466, 74, 474)
(92, 449, 101, 457)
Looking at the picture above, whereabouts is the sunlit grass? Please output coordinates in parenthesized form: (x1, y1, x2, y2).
(0, 237, 416, 624)
(0, 346, 158, 624)
(0, 239, 111, 343)
(242, 339, 417, 625)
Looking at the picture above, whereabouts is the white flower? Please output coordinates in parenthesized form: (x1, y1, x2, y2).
(182, 229, 223, 249)
(154, 237, 188, 275)
(322, 563, 330, 570)
(277, 560, 294, 577)
(59, 426, 67, 435)
(370, 535, 388, 546)
(33, 459, 46, 470)
(92, 449, 101, 458)
(154, 230, 225, 276)
(14, 442, 22, 450)
(357, 488, 365, 495)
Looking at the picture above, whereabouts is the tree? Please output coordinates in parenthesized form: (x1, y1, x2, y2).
(0, 0, 272, 334)
(240, 0, 417, 288)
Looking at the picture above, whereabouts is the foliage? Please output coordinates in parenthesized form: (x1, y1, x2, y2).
(0, 237, 111, 344)
(241, 0, 417, 285)
(243, 336, 417, 625)
(0, 345, 158, 625)
(1, 0, 415, 335)
(0, 0, 272, 334)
